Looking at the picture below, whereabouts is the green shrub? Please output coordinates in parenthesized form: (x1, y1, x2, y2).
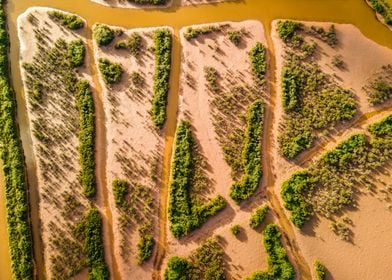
(276, 20, 302, 42)
(75, 81, 96, 198)
(169, 121, 226, 238)
(127, 32, 143, 56)
(165, 256, 191, 280)
(310, 25, 338, 47)
(369, 114, 392, 137)
(227, 30, 242, 46)
(230, 100, 264, 203)
(331, 55, 344, 69)
(112, 178, 128, 208)
(249, 42, 267, 83)
(0, 3, 34, 278)
(204, 66, 219, 92)
(93, 24, 115, 46)
(48, 10, 84, 30)
(230, 224, 241, 235)
(183, 25, 220, 40)
(137, 234, 155, 264)
(314, 260, 326, 280)
(369, 0, 392, 26)
(249, 205, 269, 229)
(247, 224, 295, 280)
(367, 79, 392, 105)
(98, 58, 123, 85)
(152, 29, 172, 128)
(68, 40, 85, 68)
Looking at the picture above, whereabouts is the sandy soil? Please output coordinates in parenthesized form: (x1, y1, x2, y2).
(271, 20, 392, 279)
(90, 0, 229, 9)
(161, 20, 270, 279)
(18, 8, 92, 279)
(92, 24, 169, 279)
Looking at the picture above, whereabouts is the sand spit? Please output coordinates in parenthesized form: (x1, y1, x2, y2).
(92, 24, 170, 279)
(18, 7, 92, 279)
(161, 20, 270, 279)
(271, 20, 392, 279)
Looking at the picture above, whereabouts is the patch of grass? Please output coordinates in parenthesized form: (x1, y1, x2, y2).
(68, 39, 86, 68)
(48, 10, 84, 30)
(230, 100, 264, 203)
(98, 58, 123, 85)
(169, 121, 226, 238)
(152, 28, 172, 128)
(93, 24, 115, 47)
(247, 224, 295, 280)
(75, 80, 96, 198)
(249, 204, 269, 229)
(314, 260, 326, 280)
(0, 3, 34, 278)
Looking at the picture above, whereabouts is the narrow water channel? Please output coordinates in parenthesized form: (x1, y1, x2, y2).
(1, 0, 391, 279)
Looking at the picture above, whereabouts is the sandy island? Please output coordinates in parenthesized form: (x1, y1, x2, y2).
(90, 0, 230, 9)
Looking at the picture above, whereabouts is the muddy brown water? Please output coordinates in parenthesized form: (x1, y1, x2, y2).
(0, 0, 391, 279)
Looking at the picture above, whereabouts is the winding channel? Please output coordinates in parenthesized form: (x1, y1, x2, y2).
(0, 0, 391, 279)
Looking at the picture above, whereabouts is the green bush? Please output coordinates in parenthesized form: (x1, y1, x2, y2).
(183, 25, 220, 40)
(276, 20, 302, 42)
(230, 100, 264, 203)
(48, 10, 84, 30)
(0, 3, 34, 278)
(249, 42, 267, 83)
(128, 32, 143, 56)
(169, 121, 226, 238)
(98, 58, 123, 85)
(314, 260, 326, 280)
(152, 29, 172, 128)
(227, 30, 242, 46)
(203, 66, 219, 92)
(165, 256, 191, 280)
(75, 81, 96, 198)
(247, 224, 295, 280)
(367, 79, 392, 105)
(230, 224, 241, 235)
(112, 178, 128, 208)
(68, 39, 85, 68)
(137, 234, 155, 264)
(249, 204, 269, 229)
(369, 0, 392, 26)
(369, 114, 392, 137)
(93, 24, 115, 46)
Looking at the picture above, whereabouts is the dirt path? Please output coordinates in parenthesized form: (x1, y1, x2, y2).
(85, 27, 121, 280)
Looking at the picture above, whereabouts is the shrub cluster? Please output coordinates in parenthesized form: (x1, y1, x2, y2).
(369, 0, 392, 25)
(249, 204, 269, 229)
(48, 10, 84, 30)
(93, 24, 115, 46)
(68, 39, 85, 68)
(230, 100, 264, 203)
(152, 29, 172, 128)
(203, 66, 219, 92)
(249, 42, 267, 83)
(314, 260, 326, 280)
(169, 121, 226, 238)
(230, 224, 241, 236)
(98, 58, 123, 85)
(367, 78, 392, 105)
(247, 224, 295, 280)
(112, 178, 128, 207)
(137, 234, 154, 264)
(227, 30, 243, 46)
(75, 80, 96, 198)
(277, 20, 302, 42)
(309, 25, 338, 47)
(76, 208, 109, 280)
(164, 237, 226, 280)
(183, 25, 221, 40)
(0, 3, 34, 279)
(115, 32, 143, 56)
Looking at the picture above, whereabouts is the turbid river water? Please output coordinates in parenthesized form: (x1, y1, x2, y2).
(0, 0, 391, 279)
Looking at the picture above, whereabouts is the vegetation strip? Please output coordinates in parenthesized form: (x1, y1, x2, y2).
(249, 204, 269, 229)
(152, 28, 172, 128)
(247, 224, 295, 280)
(367, 0, 392, 26)
(281, 114, 392, 229)
(169, 121, 226, 238)
(47, 10, 84, 30)
(230, 99, 264, 203)
(0, 3, 34, 279)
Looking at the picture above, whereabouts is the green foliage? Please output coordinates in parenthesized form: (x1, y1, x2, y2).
(169, 121, 226, 238)
(330, 221, 351, 241)
(230, 100, 264, 203)
(227, 30, 242, 46)
(152, 29, 172, 128)
(276, 20, 302, 42)
(78, 208, 109, 280)
(0, 3, 34, 279)
(367, 79, 392, 105)
(314, 260, 326, 280)
(369, 0, 392, 25)
(48, 10, 84, 30)
(230, 224, 241, 235)
(112, 178, 128, 208)
(127, 32, 143, 56)
(164, 237, 226, 280)
(203, 66, 219, 92)
(183, 25, 220, 40)
(249, 42, 267, 83)
(309, 25, 338, 47)
(137, 234, 155, 264)
(331, 55, 344, 69)
(369, 114, 392, 137)
(247, 224, 295, 280)
(98, 58, 123, 85)
(75, 81, 96, 198)
(249, 204, 269, 229)
(93, 24, 115, 46)
(68, 39, 85, 68)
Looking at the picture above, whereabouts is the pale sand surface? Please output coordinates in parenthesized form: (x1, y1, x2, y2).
(90, 0, 229, 9)
(18, 7, 91, 279)
(92, 24, 169, 279)
(162, 20, 270, 279)
(271, 20, 392, 280)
